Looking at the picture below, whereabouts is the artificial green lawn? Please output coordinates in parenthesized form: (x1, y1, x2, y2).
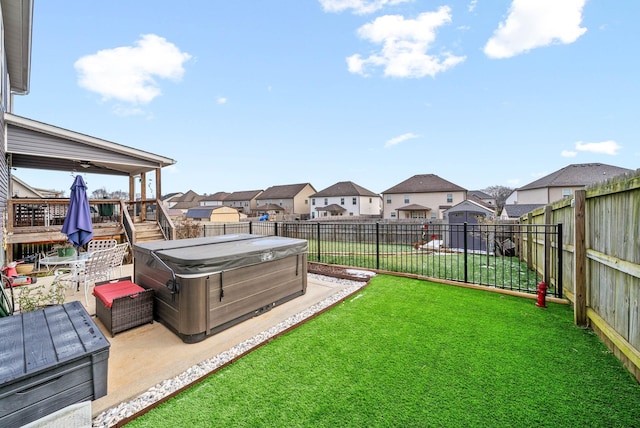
(128, 275, 640, 427)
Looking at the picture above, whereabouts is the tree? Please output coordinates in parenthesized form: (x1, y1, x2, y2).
(482, 185, 514, 213)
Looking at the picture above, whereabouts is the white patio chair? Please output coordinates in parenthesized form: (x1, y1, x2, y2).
(108, 243, 130, 279)
(55, 248, 113, 305)
(87, 239, 117, 253)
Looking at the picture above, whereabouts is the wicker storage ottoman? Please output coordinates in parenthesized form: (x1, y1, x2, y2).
(93, 277, 154, 337)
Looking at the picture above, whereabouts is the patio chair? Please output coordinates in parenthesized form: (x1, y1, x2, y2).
(87, 239, 117, 253)
(108, 243, 130, 279)
(55, 248, 114, 305)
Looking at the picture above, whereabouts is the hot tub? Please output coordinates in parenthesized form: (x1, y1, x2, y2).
(133, 234, 307, 343)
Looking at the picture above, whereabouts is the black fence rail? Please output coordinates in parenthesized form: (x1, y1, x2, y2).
(199, 221, 562, 298)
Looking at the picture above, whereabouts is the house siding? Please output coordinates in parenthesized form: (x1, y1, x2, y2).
(310, 195, 382, 218)
(1, 16, 9, 267)
(383, 191, 465, 220)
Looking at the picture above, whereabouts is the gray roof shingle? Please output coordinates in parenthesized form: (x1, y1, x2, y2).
(519, 163, 633, 190)
(382, 174, 466, 194)
(311, 181, 379, 198)
(257, 183, 313, 199)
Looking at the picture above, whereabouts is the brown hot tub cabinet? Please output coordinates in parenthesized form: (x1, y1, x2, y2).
(134, 234, 307, 343)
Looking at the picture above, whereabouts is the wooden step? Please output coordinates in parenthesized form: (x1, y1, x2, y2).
(133, 222, 166, 243)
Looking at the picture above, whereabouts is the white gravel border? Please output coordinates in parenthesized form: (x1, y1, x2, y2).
(92, 274, 371, 428)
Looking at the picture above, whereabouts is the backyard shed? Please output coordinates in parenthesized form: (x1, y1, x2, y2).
(133, 234, 308, 343)
(185, 206, 242, 222)
(444, 200, 495, 252)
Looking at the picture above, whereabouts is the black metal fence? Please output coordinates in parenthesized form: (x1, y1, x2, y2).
(198, 221, 562, 298)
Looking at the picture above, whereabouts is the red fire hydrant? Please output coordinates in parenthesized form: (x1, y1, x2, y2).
(536, 281, 548, 308)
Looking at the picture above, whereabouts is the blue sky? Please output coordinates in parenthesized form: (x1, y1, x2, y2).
(13, 0, 640, 198)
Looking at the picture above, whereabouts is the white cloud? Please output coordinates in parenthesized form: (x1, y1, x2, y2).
(484, 0, 587, 59)
(347, 7, 466, 78)
(574, 140, 621, 155)
(384, 132, 418, 148)
(319, 0, 412, 15)
(74, 34, 192, 105)
(468, 0, 478, 13)
(217, 96, 228, 104)
(561, 150, 577, 157)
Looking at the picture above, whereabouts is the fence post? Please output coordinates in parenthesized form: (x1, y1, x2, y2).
(274, 222, 278, 237)
(544, 205, 552, 285)
(574, 190, 587, 326)
(376, 222, 380, 270)
(557, 223, 563, 298)
(526, 212, 534, 271)
(249, 221, 252, 235)
(463, 222, 468, 283)
(316, 222, 321, 263)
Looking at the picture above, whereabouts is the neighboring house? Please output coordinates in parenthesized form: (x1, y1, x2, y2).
(200, 191, 230, 207)
(468, 190, 496, 208)
(168, 190, 202, 216)
(185, 206, 242, 223)
(161, 192, 184, 209)
(254, 203, 283, 219)
(309, 181, 382, 219)
(382, 174, 467, 220)
(223, 189, 263, 215)
(499, 204, 544, 220)
(506, 163, 634, 206)
(255, 183, 316, 219)
(10, 175, 64, 198)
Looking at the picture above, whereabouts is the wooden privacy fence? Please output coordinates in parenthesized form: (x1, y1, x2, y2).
(522, 169, 640, 382)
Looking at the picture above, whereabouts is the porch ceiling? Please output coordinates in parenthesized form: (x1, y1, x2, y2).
(5, 113, 176, 176)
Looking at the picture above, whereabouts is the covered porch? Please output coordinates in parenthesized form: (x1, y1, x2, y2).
(396, 203, 432, 219)
(4, 113, 177, 262)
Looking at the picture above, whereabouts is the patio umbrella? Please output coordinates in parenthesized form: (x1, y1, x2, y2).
(61, 175, 94, 252)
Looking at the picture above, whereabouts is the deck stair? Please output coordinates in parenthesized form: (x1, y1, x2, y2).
(134, 221, 165, 243)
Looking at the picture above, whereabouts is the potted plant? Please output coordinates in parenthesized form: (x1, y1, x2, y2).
(15, 279, 67, 312)
(53, 242, 76, 257)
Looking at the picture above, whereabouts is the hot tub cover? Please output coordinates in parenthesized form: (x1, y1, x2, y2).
(134, 234, 307, 278)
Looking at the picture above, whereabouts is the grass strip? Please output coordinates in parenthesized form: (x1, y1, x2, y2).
(128, 275, 640, 427)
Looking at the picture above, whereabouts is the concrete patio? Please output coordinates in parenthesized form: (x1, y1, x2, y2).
(25, 262, 365, 424)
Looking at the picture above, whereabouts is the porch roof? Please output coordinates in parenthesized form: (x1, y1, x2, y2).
(5, 113, 176, 176)
(397, 204, 431, 211)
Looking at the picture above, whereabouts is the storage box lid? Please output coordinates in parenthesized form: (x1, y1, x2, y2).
(0, 301, 110, 385)
(134, 234, 307, 277)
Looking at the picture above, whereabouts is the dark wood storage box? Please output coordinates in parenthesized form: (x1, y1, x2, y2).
(134, 234, 307, 343)
(94, 277, 154, 337)
(0, 301, 110, 427)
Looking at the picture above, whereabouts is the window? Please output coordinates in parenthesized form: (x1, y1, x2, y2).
(391, 212, 396, 218)
(324, 198, 328, 205)
(404, 195, 410, 204)
(340, 198, 345, 205)
(386, 197, 392, 204)
(305, 199, 308, 205)
(447, 193, 453, 203)
(352, 197, 357, 205)
(369, 198, 372, 203)
(562, 189, 572, 198)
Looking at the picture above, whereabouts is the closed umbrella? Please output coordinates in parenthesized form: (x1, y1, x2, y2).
(61, 175, 94, 252)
